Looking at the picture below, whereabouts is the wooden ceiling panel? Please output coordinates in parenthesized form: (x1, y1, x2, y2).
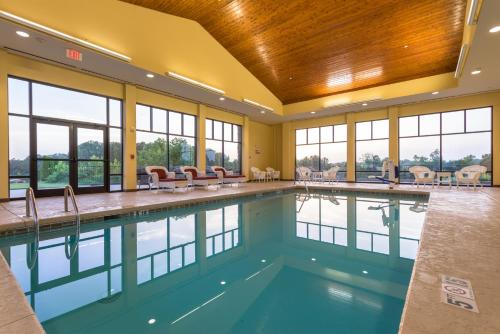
(121, 0, 466, 104)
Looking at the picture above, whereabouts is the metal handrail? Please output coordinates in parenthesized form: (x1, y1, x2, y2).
(64, 185, 81, 259)
(25, 187, 39, 232)
(25, 187, 40, 269)
(64, 185, 79, 216)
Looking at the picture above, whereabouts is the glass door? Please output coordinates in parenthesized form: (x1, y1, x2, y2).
(32, 120, 108, 196)
(33, 121, 71, 196)
(74, 125, 108, 194)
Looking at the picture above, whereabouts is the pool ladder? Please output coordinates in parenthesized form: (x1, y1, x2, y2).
(64, 185, 81, 259)
(25, 187, 40, 270)
(24, 186, 81, 269)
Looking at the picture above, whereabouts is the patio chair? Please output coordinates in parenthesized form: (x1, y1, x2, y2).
(210, 166, 246, 186)
(322, 166, 340, 184)
(179, 166, 219, 189)
(266, 167, 280, 181)
(408, 166, 435, 187)
(251, 167, 267, 182)
(145, 166, 188, 192)
(296, 166, 312, 183)
(455, 165, 487, 189)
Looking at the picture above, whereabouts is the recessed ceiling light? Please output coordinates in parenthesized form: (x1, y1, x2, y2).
(362, 270, 368, 274)
(220, 281, 226, 285)
(146, 73, 154, 78)
(362, 103, 368, 106)
(432, 91, 439, 95)
(471, 69, 482, 75)
(310, 111, 316, 114)
(148, 319, 156, 325)
(489, 26, 500, 33)
(260, 110, 266, 114)
(219, 97, 225, 101)
(16, 31, 30, 38)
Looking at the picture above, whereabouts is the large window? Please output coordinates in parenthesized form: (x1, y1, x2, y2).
(295, 124, 347, 179)
(136, 104, 196, 187)
(399, 107, 492, 184)
(205, 119, 242, 173)
(355, 120, 389, 182)
(7, 77, 123, 198)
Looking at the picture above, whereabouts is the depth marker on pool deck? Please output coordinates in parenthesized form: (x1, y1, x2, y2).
(440, 275, 479, 313)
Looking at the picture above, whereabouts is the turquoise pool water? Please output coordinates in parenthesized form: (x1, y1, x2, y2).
(0, 190, 428, 334)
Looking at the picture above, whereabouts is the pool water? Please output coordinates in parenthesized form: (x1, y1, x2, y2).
(0, 190, 428, 334)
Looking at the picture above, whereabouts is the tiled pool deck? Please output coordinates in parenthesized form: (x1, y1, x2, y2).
(0, 181, 499, 334)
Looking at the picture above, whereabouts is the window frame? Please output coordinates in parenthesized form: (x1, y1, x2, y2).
(205, 118, 242, 173)
(294, 124, 348, 179)
(354, 119, 390, 182)
(135, 103, 198, 187)
(398, 107, 493, 185)
(7, 76, 124, 198)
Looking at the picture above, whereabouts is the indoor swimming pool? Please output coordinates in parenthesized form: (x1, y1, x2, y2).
(0, 190, 428, 334)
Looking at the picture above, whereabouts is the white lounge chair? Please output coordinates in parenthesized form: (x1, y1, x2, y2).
(266, 167, 280, 181)
(296, 166, 312, 183)
(322, 166, 340, 184)
(210, 166, 246, 186)
(145, 166, 188, 192)
(251, 167, 267, 182)
(179, 166, 219, 189)
(455, 165, 487, 189)
(409, 166, 435, 187)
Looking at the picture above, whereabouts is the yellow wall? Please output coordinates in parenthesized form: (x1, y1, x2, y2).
(136, 88, 198, 116)
(0, 52, 8, 200)
(0, 52, 275, 199)
(248, 121, 279, 173)
(123, 84, 137, 191)
(281, 91, 500, 186)
(0, 0, 282, 114)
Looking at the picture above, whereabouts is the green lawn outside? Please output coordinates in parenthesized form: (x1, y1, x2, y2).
(10, 182, 68, 190)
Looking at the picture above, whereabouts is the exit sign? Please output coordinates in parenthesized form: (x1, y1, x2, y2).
(66, 49, 82, 61)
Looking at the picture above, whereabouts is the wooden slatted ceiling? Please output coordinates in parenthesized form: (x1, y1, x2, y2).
(122, 0, 466, 104)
